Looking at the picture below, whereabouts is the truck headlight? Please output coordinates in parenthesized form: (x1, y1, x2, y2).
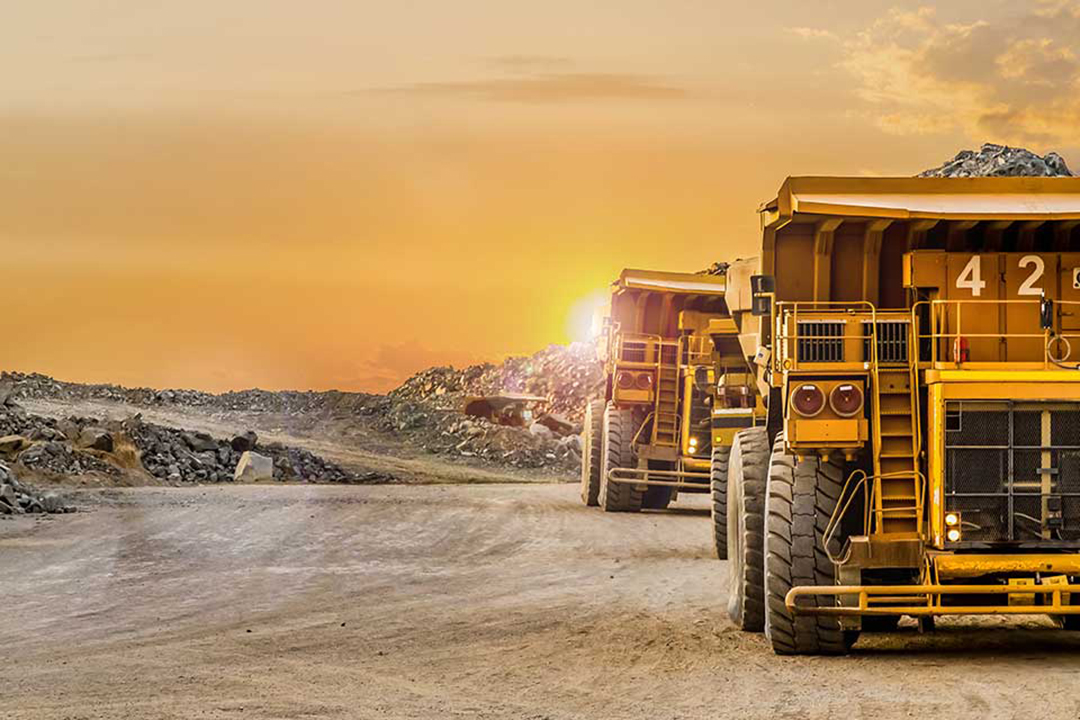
(790, 383, 825, 417)
(829, 383, 864, 417)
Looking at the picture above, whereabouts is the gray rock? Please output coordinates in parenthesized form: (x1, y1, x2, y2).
(182, 431, 219, 453)
(234, 451, 274, 482)
(920, 143, 1073, 178)
(0, 435, 28, 458)
(40, 492, 69, 513)
(230, 431, 258, 452)
(528, 422, 554, 438)
(78, 427, 114, 453)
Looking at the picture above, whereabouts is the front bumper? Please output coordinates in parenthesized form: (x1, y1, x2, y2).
(606, 466, 711, 490)
(786, 582, 1080, 617)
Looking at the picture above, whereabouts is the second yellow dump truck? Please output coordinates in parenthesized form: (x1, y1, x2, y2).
(722, 175, 1080, 654)
(580, 269, 756, 541)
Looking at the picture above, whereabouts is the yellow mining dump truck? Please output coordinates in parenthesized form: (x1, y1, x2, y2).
(580, 268, 756, 528)
(721, 176, 1080, 654)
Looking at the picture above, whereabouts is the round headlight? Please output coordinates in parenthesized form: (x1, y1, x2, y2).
(617, 372, 634, 389)
(790, 383, 825, 417)
(947, 528, 961, 542)
(829, 383, 864, 417)
(635, 373, 654, 390)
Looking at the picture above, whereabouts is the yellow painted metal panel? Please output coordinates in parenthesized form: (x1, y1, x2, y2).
(936, 553, 1080, 578)
(928, 383, 944, 549)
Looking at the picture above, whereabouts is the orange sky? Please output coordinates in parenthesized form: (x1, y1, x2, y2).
(5, 1, 1080, 392)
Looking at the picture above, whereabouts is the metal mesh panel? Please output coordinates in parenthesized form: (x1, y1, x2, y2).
(945, 402, 1080, 545)
(862, 321, 909, 364)
(797, 321, 844, 363)
(947, 448, 1004, 494)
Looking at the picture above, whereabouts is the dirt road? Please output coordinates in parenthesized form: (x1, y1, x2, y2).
(4, 484, 1080, 720)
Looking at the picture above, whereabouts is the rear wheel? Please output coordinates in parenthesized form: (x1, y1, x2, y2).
(580, 400, 605, 506)
(710, 445, 730, 560)
(599, 405, 643, 513)
(725, 427, 769, 630)
(764, 436, 856, 655)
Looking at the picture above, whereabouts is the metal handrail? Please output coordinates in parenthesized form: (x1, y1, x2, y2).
(911, 298, 1080, 367)
(612, 331, 680, 368)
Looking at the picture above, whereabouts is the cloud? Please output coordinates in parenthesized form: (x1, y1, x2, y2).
(787, 27, 838, 41)
(834, 2, 1080, 146)
(373, 73, 693, 103)
(486, 55, 574, 72)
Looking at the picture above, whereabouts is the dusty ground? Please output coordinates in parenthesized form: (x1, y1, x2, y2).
(5, 483, 1080, 720)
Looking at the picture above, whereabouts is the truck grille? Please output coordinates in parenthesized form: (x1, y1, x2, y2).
(796, 321, 844, 363)
(863, 321, 909, 364)
(945, 401, 1080, 546)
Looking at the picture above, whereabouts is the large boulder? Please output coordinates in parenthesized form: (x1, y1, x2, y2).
(0, 435, 29, 459)
(230, 431, 258, 453)
(234, 451, 274, 482)
(77, 427, 114, 453)
(182, 431, 219, 453)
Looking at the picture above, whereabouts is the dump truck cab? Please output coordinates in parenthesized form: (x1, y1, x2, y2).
(580, 268, 756, 520)
(722, 176, 1080, 654)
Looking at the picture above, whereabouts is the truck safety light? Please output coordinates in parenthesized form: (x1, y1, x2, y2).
(947, 528, 961, 542)
(617, 372, 635, 390)
(790, 383, 825, 417)
(635, 372, 654, 390)
(829, 384, 864, 417)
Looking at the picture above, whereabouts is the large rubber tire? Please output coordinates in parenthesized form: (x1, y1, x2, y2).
(725, 427, 769, 631)
(764, 436, 857, 655)
(710, 445, 730, 560)
(580, 399, 605, 506)
(599, 405, 643, 513)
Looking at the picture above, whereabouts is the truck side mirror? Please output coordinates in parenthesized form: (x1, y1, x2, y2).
(750, 275, 775, 294)
(1041, 295, 1054, 331)
(750, 275, 775, 317)
(752, 295, 773, 317)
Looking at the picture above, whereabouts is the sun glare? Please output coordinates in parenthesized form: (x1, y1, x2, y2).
(567, 290, 611, 344)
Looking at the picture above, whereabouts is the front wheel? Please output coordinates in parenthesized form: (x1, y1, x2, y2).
(598, 405, 643, 513)
(580, 400, 605, 506)
(725, 428, 768, 630)
(764, 436, 856, 655)
(710, 445, 729, 560)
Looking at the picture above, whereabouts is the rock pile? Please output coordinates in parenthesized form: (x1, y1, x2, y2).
(379, 401, 583, 471)
(118, 416, 360, 483)
(920, 143, 1072, 178)
(0, 461, 74, 515)
(0, 372, 382, 417)
(392, 343, 602, 423)
(1, 342, 600, 477)
(0, 394, 374, 485)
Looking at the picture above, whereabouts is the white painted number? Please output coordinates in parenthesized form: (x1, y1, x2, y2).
(956, 256, 986, 297)
(1018, 255, 1044, 296)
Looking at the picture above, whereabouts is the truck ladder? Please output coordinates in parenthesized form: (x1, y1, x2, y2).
(871, 364, 922, 534)
(652, 343, 680, 447)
